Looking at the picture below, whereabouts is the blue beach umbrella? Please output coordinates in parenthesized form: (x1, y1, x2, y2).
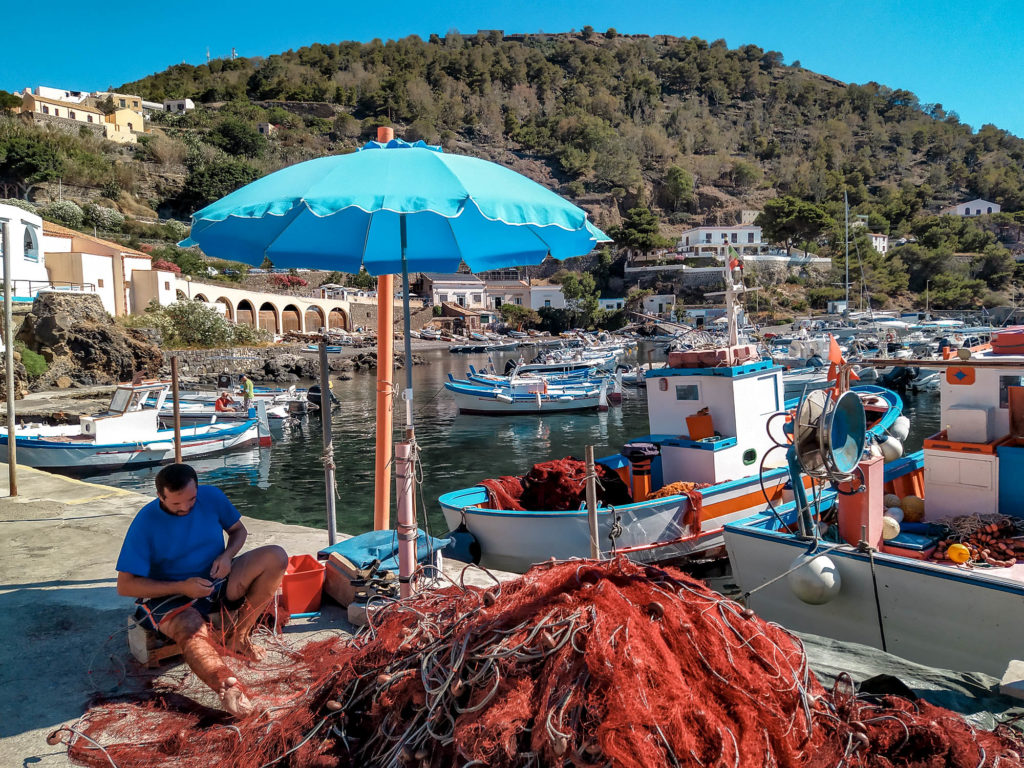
(182, 137, 607, 275)
(181, 136, 608, 540)
(182, 137, 609, 429)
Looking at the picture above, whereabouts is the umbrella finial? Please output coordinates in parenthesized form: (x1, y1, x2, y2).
(377, 126, 395, 143)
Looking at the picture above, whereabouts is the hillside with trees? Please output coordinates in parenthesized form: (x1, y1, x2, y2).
(2, 29, 1023, 315)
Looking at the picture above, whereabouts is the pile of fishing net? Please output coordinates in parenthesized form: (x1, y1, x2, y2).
(62, 557, 1023, 767)
(480, 457, 633, 511)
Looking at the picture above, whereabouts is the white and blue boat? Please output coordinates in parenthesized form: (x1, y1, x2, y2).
(445, 374, 605, 415)
(724, 342, 1024, 677)
(0, 380, 272, 473)
(439, 265, 907, 572)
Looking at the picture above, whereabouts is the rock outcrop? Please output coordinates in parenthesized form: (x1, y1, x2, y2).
(16, 293, 163, 390)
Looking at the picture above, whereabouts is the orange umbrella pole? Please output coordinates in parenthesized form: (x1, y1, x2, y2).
(374, 273, 394, 530)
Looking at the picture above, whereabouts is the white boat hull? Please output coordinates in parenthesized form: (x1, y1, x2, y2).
(725, 520, 1024, 677)
(449, 389, 600, 415)
(0, 422, 263, 473)
(440, 471, 791, 572)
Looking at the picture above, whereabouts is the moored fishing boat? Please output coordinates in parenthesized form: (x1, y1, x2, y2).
(445, 374, 605, 415)
(723, 337, 1024, 677)
(0, 380, 272, 473)
(439, 263, 907, 571)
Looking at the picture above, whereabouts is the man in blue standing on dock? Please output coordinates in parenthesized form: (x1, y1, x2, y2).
(116, 463, 288, 717)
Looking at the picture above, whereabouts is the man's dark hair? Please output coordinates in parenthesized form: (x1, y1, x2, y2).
(155, 463, 199, 495)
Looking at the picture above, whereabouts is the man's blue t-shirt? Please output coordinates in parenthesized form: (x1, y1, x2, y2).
(116, 486, 241, 583)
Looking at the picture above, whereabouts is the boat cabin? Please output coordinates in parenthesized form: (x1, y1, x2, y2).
(80, 381, 170, 443)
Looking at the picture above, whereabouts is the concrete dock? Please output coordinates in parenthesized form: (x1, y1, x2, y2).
(0, 462, 509, 766)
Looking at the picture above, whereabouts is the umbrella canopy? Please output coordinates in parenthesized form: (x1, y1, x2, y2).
(181, 138, 608, 274)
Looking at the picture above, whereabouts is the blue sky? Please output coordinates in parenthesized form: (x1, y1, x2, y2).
(4, 0, 1021, 137)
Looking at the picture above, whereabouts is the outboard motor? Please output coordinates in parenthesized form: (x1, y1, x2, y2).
(623, 442, 660, 502)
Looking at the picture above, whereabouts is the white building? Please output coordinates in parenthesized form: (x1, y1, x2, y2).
(30, 86, 89, 104)
(677, 225, 765, 259)
(643, 294, 676, 317)
(942, 199, 1001, 217)
(0, 204, 177, 315)
(163, 98, 196, 114)
(598, 297, 625, 312)
(257, 122, 277, 136)
(415, 273, 486, 309)
(869, 233, 889, 254)
(529, 284, 566, 311)
(0, 205, 51, 299)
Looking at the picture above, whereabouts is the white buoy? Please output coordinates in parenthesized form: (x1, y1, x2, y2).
(882, 515, 901, 540)
(890, 415, 911, 442)
(535, 392, 542, 409)
(787, 554, 841, 605)
(878, 435, 904, 462)
(598, 380, 609, 412)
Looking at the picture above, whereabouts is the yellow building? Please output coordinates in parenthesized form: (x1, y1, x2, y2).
(102, 108, 142, 144)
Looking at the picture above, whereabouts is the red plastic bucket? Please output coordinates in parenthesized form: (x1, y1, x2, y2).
(280, 554, 325, 614)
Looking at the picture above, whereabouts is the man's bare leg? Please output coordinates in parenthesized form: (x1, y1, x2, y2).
(222, 545, 288, 659)
(161, 607, 254, 717)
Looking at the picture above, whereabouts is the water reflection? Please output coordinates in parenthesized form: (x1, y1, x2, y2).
(94, 346, 939, 536)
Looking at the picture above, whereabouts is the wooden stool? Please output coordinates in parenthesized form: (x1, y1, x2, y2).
(126, 613, 224, 668)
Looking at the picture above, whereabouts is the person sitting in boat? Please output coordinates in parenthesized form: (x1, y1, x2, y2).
(115, 463, 288, 718)
(214, 392, 237, 412)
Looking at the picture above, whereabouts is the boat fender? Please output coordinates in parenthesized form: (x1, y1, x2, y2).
(878, 435, 903, 462)
(787, 554, 841, 605)
(497, 394, 514, 403)
(442, 523, 482, 565)
(890, 415, 911, 442)
(882, 515, 901, 540)
(536, 392, 543, 409)
(143, 442, 175, 453)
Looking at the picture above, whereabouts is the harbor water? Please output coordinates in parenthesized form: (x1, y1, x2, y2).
(96, 346, 942, 537)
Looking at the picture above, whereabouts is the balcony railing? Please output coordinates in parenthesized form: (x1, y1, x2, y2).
(3, 280, 97, 297)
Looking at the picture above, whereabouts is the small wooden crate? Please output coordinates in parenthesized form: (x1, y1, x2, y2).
(127, 618, 182, 668)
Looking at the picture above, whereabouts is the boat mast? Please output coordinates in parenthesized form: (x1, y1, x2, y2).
(844, 190, 850, 313)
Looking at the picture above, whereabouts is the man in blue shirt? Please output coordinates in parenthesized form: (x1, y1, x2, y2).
(116, 463, 287, 717)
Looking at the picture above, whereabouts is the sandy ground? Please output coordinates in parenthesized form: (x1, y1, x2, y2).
(0, 462, 513, 767)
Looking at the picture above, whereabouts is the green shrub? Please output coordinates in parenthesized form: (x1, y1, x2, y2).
(122, 300, 271, 348)
(83, 202, 125, 231)
(43, 200, 84, 228)
(1, 198, 37, 214)
(15, 342, 47, 379)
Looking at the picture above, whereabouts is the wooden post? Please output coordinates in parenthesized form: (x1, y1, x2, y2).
(586, 445, 599, 560)
(170, 356, 182, 463)
(320, 341, 338, 545)
(374, 274, 394, 530)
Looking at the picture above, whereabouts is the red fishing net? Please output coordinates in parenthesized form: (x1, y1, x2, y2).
(480, 457, 633, 511)
(60, 558, 1023, 768)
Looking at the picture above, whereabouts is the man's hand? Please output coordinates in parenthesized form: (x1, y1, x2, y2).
(210, 553, 233, 580)
(180, 577, 214, 599)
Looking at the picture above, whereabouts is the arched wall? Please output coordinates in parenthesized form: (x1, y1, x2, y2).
(236, 300, 256, 327)
(281, 304, 302, 333)
(259, 302, 279, 335)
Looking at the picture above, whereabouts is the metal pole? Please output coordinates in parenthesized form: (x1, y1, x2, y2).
(585, 445, 599, 559)
(319, 341, 337, 545)
(3, 221, 17, 496)
(400, 215, 414, 437)
(170, 356, 182, 463)
(844, 190, 850, 312)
